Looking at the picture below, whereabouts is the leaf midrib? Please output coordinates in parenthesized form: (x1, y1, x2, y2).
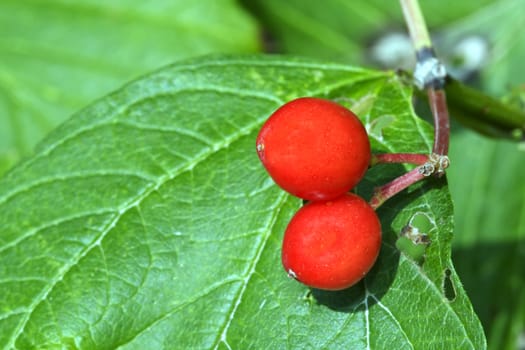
(211, 191, 290, 350)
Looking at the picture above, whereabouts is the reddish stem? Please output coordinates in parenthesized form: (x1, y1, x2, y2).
(370, 153, 429, 166)
(369, 167, 427, 210)
(428, 89, 450, 155)
(368, 0, 452, 210)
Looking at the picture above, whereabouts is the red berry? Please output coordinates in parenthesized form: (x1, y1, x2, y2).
(281, 193, 381, 291)
(256, 97, 371, 201)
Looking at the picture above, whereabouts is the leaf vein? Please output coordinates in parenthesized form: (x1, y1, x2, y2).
(212, 191, 290, 350)
(6, 108, 269, 348)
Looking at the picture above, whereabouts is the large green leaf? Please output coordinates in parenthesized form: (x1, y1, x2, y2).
(0, 0, 259, 176)
(449, 129, 525, 350)
(0, 55, 484, 348)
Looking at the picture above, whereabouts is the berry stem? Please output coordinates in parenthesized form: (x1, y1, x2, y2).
(370, 153, 428, 166)
(369, 166, 427, 210)
(428, 89, 450, 156)
(370, 0, 452, 209)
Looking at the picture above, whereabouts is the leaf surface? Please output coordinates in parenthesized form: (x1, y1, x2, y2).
(0, 55, 485, 349)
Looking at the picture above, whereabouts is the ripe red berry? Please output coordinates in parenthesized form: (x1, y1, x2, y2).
(256, 97, 371, 201)
(281, 193, 381, 291)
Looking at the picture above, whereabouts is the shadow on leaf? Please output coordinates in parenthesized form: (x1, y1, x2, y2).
(310, 241, 400, 313)
(308, 161, 448, 313)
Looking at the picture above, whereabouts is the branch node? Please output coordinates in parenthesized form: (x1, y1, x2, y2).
(436, 154, 450, 173)
(419, 153, 450, 177)
(414, 55, 447, 90)
(418, 162, 435, 177)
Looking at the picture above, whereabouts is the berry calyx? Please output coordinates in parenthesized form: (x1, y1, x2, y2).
(281, 193, 381, 291)
(256, 97, 371, 201)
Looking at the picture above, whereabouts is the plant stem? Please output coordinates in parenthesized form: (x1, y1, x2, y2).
(444, 77, 525, 140)
(399, 0, 431, 50)
(369, 167, 427, 210)
(428, 89, 450, 155)
(400, 0, 449, 157)
(370, 0, 452, 209)
(370, 153, 428, 166)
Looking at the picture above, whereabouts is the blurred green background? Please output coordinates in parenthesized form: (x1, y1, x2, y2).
(1, 1, 524, 349)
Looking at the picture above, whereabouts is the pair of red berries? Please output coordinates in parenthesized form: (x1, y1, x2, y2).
(256, 97, 382, 291)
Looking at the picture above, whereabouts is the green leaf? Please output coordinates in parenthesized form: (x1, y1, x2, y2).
(449, 129, 525, 350)
(0, 0, 259, 176)
(0, 55, 484, 349)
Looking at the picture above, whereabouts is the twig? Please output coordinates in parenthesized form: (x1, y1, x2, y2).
(400, 0, 431, 50)
(370, 0, 451, 208)
(428, 89, 450, 155)
(369, 167, 427, 210)
(370, 153, 428, 166)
